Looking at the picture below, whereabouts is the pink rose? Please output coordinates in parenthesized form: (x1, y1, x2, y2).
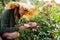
(44, 2, 52, 7)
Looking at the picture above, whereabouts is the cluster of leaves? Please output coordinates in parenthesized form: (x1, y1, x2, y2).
(18, 14, 57, 40)
(18, 1, 60, 40)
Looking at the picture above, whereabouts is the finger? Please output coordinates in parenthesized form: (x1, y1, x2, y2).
(7, 36, 13, 40)
(0, 37, 2, 40)
(2, 33, 9, 37)
(7, 32, 20, 38)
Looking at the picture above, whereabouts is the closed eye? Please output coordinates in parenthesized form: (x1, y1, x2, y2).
(24, 9, 28, 12)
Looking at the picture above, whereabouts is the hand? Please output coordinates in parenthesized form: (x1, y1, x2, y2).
(3, 32, 19, 39)
(19, 22, 37, 30)
(28, 22, 37, 27)
(19, 26, 27, 30)
(24, 22, 37, 28)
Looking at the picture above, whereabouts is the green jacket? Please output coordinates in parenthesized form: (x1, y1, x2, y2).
(0, 9, 19, 34)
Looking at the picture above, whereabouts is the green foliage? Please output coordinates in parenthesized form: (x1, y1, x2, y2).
(0, 0, 20, 14)
(0, 4, 4, 14)
(18, 1, 60, 40)
(18, 14, 55, 40)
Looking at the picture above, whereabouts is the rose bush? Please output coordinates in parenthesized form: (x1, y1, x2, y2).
(18, 0, 60, 40)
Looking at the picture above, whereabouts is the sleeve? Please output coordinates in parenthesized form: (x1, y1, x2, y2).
(1, 10, 19, 33)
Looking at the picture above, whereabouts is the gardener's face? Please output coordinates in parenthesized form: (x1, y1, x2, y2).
(19, 7, 28, 16)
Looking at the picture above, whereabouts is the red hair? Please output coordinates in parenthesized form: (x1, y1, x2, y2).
(5, 2, 20, 10)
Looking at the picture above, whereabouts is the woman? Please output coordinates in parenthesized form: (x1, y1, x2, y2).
(0, 2, 36, 40)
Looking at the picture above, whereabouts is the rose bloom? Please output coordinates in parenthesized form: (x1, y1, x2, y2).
(44, 2, 52, 7)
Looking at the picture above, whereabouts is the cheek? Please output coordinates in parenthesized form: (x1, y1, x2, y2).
(19, 9, 24, 13)
(19, 10, 25, 16)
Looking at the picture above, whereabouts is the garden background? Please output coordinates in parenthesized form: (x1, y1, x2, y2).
(0, 0, 60, 40)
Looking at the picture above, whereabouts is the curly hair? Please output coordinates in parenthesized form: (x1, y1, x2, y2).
(5, 2, 36, 22)
(5, 2, 20, 10)
(5, 2, 31, 23)
(5, 2, 20, 23)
